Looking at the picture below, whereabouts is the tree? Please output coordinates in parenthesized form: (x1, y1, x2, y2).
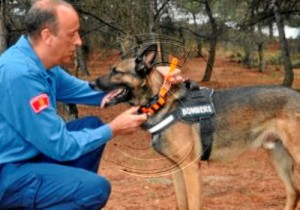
(0, 0, 7, 54)
(272, 0, 294, 86)
(201, 0, 219, 81)
(175, 0, 204, 54)
(237, 0, 298, 86)
(257, 23, 266, 72)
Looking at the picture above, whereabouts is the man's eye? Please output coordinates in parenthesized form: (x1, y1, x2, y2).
(68, 33, 75, 38)
(67, 32, 78, 40)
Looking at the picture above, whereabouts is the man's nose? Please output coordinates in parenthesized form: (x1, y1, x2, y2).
(75, 32, 82, 46)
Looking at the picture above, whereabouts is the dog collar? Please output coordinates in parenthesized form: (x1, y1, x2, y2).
(137, 76, 171, 116)
(138, 58, 178, 116)
(137, 75, 172, 116)
(137, 94, 166, 115)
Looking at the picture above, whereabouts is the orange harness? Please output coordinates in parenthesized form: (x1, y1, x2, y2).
(138, 58, 179, 116)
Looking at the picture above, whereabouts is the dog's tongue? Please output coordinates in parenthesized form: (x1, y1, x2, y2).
(101, 89, 123, 108)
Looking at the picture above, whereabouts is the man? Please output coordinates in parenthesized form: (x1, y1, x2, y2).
(0, 0, 148, 209)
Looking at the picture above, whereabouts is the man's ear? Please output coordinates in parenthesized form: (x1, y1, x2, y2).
(40, 28, 53, 46)
(135, 44, 157, 77)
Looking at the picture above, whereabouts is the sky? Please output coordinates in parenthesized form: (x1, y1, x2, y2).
(262, 25, 299, 39)
(281, 26, 299, 39)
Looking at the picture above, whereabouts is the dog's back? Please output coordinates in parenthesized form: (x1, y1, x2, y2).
(211, 85, 300, 152)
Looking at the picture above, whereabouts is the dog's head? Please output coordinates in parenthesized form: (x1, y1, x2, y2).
(91, 44, 162, 106)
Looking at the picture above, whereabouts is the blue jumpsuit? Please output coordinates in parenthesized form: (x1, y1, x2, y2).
(0, 36, 113, 209)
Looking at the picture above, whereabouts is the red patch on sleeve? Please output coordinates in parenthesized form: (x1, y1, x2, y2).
(30, 93, 50, 113)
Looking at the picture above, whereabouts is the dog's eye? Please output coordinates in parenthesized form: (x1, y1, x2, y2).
(111, 67, 118, 74)
(111, 67, 126, 76)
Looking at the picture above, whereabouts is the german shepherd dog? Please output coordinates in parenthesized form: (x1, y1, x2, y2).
(92, 44, 300, 210)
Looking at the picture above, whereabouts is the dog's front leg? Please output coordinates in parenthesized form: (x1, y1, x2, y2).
(172, 169, 189, 210)
(152, 132, 190, 209)
(181, 125, 203, 210)
(181, 160, 202, 210)
(167, 124, 203, 210)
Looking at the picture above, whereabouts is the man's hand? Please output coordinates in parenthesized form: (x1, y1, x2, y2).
(108, 107, 147, 136)
(155, 66, 187, 84)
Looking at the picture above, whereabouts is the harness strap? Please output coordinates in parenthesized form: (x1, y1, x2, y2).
(148, 114, 176, 134)
(199, 117, 215, 161)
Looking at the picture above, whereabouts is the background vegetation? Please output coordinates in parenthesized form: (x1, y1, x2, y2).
(0, 0, 299, 86)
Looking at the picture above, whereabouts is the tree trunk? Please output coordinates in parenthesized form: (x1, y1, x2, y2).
(258, 43, 265, 72)
(74, 46, 89, 77)
(242, 15, 255, 68)
(178, 27, 186, 44)
(148, 0, 164, 63)
(201, 0, 218, 82)
(257, 24, 265, 72)
(192, 13, 202, 55)
(202, 36, 217, 81)
(196, 39, 202, 56)
(269, 22, 274, 39)
(243, 45, 253, 68)
(0, 0, 7, 54)
(272, 0, 293, 86)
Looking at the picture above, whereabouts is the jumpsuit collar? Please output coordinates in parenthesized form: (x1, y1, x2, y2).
(16, 35, 50, 79)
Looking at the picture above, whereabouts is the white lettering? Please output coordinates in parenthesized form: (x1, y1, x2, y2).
(181, 105, 212, 116)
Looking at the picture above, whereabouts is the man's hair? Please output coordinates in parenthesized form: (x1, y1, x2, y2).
(25, 0, 73, 40)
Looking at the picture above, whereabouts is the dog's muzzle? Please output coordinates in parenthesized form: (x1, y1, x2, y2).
(89, 82, 133, 106)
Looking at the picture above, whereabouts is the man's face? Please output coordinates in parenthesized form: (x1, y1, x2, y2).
(51, 6, 82, 65)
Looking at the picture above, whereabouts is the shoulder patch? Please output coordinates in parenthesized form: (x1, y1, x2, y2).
(30, 93, 50, 113)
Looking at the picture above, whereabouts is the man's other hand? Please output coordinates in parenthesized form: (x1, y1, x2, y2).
(108, 107, 147, 136)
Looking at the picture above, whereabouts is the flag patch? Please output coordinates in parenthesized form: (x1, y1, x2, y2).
(30, 93, 50, 113)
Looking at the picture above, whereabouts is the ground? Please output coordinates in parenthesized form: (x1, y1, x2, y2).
(75, 47, 300, 210)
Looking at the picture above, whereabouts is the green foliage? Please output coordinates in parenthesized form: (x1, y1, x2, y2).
(265, 55, 281, 65)
(228, 51, 243, 63)
(1, 0, 298, 75)
(293, 60, 300, 68)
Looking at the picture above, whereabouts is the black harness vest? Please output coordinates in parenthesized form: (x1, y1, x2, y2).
(148, 83, 215, 160)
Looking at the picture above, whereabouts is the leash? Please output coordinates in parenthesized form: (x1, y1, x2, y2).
(138, 57, 179, 116)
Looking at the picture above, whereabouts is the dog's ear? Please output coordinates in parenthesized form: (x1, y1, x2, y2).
(135, 44, 157, 77)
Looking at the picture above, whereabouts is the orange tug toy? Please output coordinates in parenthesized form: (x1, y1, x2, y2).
(138, 57, 179, 116)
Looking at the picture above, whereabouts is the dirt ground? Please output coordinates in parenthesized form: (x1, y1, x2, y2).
(76, 48, 300, 210)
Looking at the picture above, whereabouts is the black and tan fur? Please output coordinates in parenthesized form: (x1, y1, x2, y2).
(93, 44, 300, 210)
